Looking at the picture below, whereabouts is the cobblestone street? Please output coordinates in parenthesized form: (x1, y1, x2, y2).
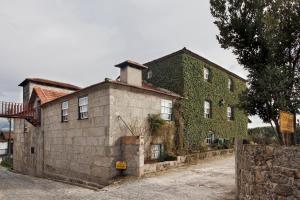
(0, 155, 235, 200)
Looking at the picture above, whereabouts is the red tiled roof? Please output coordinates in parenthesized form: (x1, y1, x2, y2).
(31, 87, 68, 105)
(19, 78, 81, 91)
(42, 79, 182, 107)
(108, 80, 182, 98)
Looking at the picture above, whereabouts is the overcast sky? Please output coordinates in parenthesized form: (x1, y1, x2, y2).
(0, 0, 266, 128)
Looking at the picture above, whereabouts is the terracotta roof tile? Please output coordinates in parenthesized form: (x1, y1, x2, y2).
(32, 87, 68, 104)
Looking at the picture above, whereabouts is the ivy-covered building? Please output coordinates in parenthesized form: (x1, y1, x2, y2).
(143, 48, 248, 150)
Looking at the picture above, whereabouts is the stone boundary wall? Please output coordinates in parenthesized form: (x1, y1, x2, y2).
(121, 136, 144, 177)
(144, 148, 233, 174)
(236, 142, 300, 199)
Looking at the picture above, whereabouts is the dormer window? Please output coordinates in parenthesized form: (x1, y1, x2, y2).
(147, 70, 153, 79)
(204, 67, 211, 82)
(228, 78, 233, 91)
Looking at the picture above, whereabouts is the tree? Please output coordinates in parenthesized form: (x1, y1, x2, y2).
(210, 0, 300, 145)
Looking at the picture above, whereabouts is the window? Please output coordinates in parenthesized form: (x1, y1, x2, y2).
(204, 67, 211, 81)
(147, 70, 153, 79)
(206, 132, 215, 144)
(227, 106, 234, 121)
(228, 78, 233, 91)
(61, 101, 69, 122)
(78, 96, 88, 119)
(151, 144, 164, 160)
(31, 147, 35, 154)
(161, 99, 172, 120)
(204, 100, 211, 118)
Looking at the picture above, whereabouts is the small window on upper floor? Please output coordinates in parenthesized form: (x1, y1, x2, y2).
(204, 100, 212, 118)
(227, 106, 234, 121)
(228, 78, 234, 91)
(204, 67, 211, 82)
(161, 99, 172, 121)
(61, 101, 69, 122)
(147, 70, 153, 79)
(79, 96, 88, 120)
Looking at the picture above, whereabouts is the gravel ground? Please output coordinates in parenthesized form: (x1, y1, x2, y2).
(0, 155, 236, 200)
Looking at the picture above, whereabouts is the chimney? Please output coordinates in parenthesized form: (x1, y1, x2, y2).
(115, 60, 148, 87)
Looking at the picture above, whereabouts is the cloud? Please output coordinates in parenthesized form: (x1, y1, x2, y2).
(0, 0, 267, 127)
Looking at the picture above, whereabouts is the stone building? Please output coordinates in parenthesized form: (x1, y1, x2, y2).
(143, 48, 248, 150)
(10, 60, 181, 186)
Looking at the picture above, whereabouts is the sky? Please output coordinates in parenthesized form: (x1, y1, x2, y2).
(0, 0, 266, 128)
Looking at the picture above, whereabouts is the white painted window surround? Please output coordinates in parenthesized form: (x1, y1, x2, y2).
(61, 101, 69, 122)
(204, 67, 210, 81)
(204, 100, 211, 118)
(79, 96, 88, 119)
(161, 99, 172, 121)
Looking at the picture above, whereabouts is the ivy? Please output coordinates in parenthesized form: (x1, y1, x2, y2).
(145, 51, 248, 151)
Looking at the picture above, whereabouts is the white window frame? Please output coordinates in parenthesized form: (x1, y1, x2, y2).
(204, 67, 210, 81)
(147, 70, 153, 79)
(204, 100, 211, 118)
(61, 101, 69, 122)
(228, 78, 233, 91)
(227, 106, 233, 121)
(161, 99, 172, 121)
(79, 96, 88, 120)
(151, 144, 164, 160)
(206, 132, 215, 144)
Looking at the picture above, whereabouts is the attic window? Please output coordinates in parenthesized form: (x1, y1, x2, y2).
(147, 70, 153, 79)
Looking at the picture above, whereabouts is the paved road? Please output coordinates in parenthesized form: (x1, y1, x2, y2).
(0, 155, 236, 200)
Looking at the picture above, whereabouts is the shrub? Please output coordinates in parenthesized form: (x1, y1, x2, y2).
(1, 157, 13, 169)
(148, 114, 165, 135)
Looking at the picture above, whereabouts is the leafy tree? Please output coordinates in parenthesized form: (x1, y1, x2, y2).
(210, 0, 300, 144)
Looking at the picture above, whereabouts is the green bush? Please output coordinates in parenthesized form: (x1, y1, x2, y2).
(1, 157, 13, 169)
(148, 114, 166, 134)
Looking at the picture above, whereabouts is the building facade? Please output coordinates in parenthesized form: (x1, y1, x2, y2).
(143, 48, 248, 151)
(12, 61, 180, 186)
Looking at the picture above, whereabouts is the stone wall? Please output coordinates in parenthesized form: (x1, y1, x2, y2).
(236, 143, 300, 199)
(108, 84, 176, 175)
(121, 136, 144, 176)
(42, 84, 110, 186)
(13, 119, 43, 176)
(13, 81, 177, 186)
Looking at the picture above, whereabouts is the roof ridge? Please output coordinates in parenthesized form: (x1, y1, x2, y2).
(144, 48, 247, 82)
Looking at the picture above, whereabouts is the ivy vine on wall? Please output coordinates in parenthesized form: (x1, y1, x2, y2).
(145, 49, 248, 151)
